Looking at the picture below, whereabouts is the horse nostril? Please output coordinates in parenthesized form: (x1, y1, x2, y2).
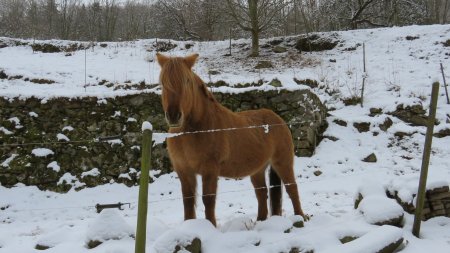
(165, 110, 182, 126)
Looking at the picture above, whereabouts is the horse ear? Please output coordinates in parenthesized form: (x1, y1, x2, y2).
(184, 53, 199, 69)
(156, 52, 169, 67)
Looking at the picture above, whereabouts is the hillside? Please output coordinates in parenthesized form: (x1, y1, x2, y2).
(1, 25, 450, 252)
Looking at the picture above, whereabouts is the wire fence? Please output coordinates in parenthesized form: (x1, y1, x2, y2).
(0, 119, 313, 149)
(1, 115, 447, 214)
(3, 168, 427, 214)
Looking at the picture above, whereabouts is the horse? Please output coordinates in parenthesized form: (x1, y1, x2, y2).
(156, 53, 307, 226)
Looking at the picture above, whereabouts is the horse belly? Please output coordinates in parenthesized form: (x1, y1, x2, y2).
(218, 148, 270, 178)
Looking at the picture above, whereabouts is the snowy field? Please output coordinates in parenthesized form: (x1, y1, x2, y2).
(1, 24, 450, 252)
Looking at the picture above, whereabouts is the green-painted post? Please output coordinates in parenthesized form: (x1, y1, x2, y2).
(412, 82, 439, 237)
(135, 122, 153, 253)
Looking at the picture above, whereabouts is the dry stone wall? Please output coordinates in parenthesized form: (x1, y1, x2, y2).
(0, 88, 327, 192)
(388, 185, 450, 220)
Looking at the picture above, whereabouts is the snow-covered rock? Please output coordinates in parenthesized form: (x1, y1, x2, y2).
(85, 209, 134, 248)
(31, 148, 54, 157)
(358, 195, 404, 226)
(318, 225, 403, 253)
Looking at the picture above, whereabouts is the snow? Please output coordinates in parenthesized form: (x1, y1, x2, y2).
(1, 24, 450, 252)
(57, 172, 85, 189)
(142, 121, 153, 131)
(85, 209, 134, 244)
(0, 126, 13, 135)
(357, 195, 404, 224)
(57, 133, 70, 141)
(28, 111, 38, 117)
(47, 161, 61, 172)
(254, 216, 293, 232)
(318, 225, 403, 253)
(31, 148, 54, 157)
(388, 175, 450, 204)
(81, 168, 100, 178)
(62, 126, 74, 132)
(1, 154, 18, 168)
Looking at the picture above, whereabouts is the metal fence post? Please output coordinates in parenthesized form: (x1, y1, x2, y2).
(135, 122, 153, 253)
(412, 82, 439, 237)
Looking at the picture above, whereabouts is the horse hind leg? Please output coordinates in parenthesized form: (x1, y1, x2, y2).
(269, 167, 282, 216)
(250, 169, 269, 220)
(271, 159, 306, 219)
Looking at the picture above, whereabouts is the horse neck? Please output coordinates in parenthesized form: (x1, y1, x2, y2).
(185, 77, 220, 130)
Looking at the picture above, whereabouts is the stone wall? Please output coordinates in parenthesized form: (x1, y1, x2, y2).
(0, 88, 327, 192)
(388, 185, 450, 220)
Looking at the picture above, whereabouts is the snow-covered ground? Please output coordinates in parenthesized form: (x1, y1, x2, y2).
(1, 25, 450, 252)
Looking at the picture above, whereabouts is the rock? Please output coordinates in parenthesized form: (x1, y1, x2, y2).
(333, 119, 347, 127)
(31, 43, 61, 53)
(268, 78, 282, 87)
(255, 60, 273, 69)
(269, 38, 283, 45)
(354, 122, 371, 132)
(369, 108, 383, 116)
(85, 209, 134, 248)
(313, 170, 322, 176)
(343, 96, 361, 106)
(290, 215, 305, 228)
(443, 39, 450, 47)
(390, 104, 430, 126)
(358, 196, 404, 227)
(406, 35, 419, 40)
(379, 117, 393, 131)
(293, 78, 319, 88)
(86, 240, 102, 249)
(208, 70, 220, 75)
(0, 70, 8, 79)
(339, 236, 359, 244)
(35, 244, 51, 250)
(273, 46, 287, 53)
(295, 34, 338, 52)
(374, 214, 404, 227)
(363, 153, 377, 163)
(434, 128, 450, 138)
(320, 226, 404, 253)
(174, 238, 201, 253)
(153, 41, 177, 52)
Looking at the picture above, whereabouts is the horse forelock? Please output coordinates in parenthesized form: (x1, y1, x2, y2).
(160, 57, 203, 115)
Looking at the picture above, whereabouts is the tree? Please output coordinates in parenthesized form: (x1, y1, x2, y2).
(226, 0, 292, 57)
(58, 0, 80, 40)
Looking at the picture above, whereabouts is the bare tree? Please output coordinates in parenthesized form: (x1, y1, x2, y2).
(58, 0, 80, 39)
(0, 0, 448, 41)
(226, 0, 292, 56)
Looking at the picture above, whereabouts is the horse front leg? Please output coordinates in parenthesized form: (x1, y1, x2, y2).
(250, 170, 268, 221)
(177, 170, 197, 220)
(202, 173, 218, 226)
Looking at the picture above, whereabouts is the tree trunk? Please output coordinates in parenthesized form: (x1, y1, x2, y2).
(250, 29, 259, 57)
(248, 0, 259, 57)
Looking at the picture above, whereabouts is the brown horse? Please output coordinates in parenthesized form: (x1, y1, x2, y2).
(156, 53, 306, 226)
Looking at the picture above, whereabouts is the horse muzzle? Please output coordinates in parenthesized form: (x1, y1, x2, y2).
(165, 111, 183, 128)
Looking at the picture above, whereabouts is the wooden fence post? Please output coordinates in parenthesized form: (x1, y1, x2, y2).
(360, 43, 366, 107)
(440, 63, 450, 104)
(135, 122, 153, 253)
(412, 82, 439, 237)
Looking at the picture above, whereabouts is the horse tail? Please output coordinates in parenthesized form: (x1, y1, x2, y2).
(269, 167, 282, 216)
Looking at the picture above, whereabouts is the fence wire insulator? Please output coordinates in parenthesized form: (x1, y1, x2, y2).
(95, 202, 131, 213)
(96, 135, 122, 142)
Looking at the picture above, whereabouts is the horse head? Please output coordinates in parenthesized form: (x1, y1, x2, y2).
(156, 53, 199, 128)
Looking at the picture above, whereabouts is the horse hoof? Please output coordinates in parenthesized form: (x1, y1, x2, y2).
(302, 214, 311, 221)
